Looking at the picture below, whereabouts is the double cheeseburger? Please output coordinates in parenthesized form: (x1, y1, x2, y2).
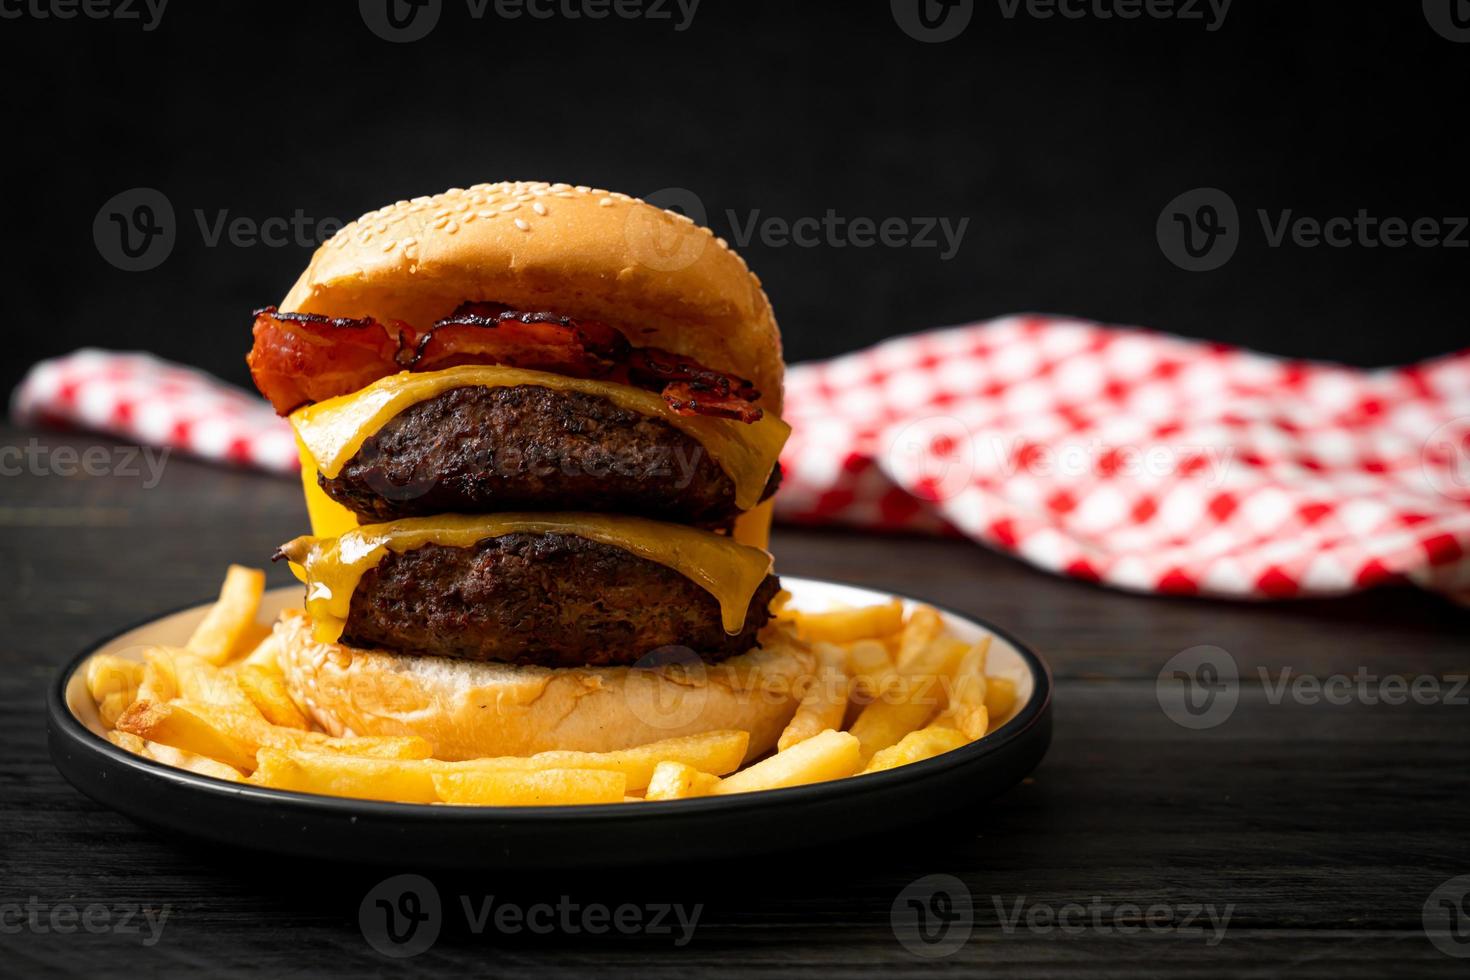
(248, 182, 811, 761)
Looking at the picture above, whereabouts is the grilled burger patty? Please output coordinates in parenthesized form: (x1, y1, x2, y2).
(340, 532, 782, 667)
(319, 385, 780, 526)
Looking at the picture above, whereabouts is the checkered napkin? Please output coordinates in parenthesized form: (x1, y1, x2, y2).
(777, 316, 1470, 601)
(13, 317, 1470, 601)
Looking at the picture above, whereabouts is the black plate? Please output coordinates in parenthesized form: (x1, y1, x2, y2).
(47, 579, 1052, 870)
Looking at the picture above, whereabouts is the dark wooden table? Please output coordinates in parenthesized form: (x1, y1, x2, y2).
(3, 422, 1467, 978)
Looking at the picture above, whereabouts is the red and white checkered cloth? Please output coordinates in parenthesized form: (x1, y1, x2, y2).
(13, 317, 1470, 601)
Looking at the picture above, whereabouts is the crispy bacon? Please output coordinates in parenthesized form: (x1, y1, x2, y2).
(247, 303, 763, 421)
(413, 308, 630, 377)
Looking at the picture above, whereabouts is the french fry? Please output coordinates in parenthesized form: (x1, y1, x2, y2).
(252, 749, 439, 803)
(185, 564, 265, 665)
(136, 649, 178, 704)
(896, 605, 944, 667)
(230, 621, 274, 663)
(86, 654, 143, 726)
(862, 726, 969, 774)
(106, 730, 148, 754)
(116, 700, 258, 773)
(849, 637, 969, 764)
(777, 644, 851, 752)
(644, 761, 722, 800)
(847, 638, 898, 701)
(108, 730, 244, 782)
(928, 636, 992, 739)
(433, 769, 626, 806)
(240, 630, 283, 669)
(427, 730, 749, 793)
(234, 663, 310, 730)
(139, 740, 246, 782)
(144, 647, 254, 711)
(985, 676, 1018, 727)
(792, 600, 905, 644)
(712, 729, 860, 795)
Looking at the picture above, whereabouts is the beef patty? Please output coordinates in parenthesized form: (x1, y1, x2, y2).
(341, 532, 781, 667)
(319, 385, 779, 526)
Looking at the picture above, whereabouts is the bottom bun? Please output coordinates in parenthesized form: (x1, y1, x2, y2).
(274, 610, 814, 762)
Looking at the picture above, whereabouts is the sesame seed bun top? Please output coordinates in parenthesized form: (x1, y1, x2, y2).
(281, 181, 784, 413)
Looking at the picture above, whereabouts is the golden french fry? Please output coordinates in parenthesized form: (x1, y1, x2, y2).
(897, 605, 944, 667)
(713, 729, 860, 795)
(644, 761, 721, 800)
(86, 654, 142, 702)
(140, 741, 246, 782)
(106, 730, 148, 754)
(136, 649, 178, 704)
(252, 749, 438, 802)
(862, 726, 969, 774)
(437, 730, 750, 793)
(116, 700, 258, 773)
(234, 663, 310, 730)
(777, 644, 851, 752)
(186, 564, 266, 666)
(847, 638, 898, 701)
(985, 676, 1018, 726)
(928, 636, 992, 739)
(240, 630, 282, 669)
(86, 654, 144, 727)
(178, 701, 432, 760)
(144, 647, 255, 711)
(230, 621, 274, 663)
(849, 638, 969, 765)
(433, 768, 626, 806)
(792, 600, 905, 644)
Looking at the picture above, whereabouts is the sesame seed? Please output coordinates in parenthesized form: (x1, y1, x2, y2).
(500, 202, 520, 212)
(532, 201, 547, 215)
(514, 218, 530, 231)
(598, 197, 614, 207)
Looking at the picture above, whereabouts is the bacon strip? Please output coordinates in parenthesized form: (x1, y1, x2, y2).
(247, 308, 416, 416)
(247, 303, 763, 421)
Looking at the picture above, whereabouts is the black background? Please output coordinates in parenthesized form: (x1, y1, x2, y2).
(3, 0, 1466, 402)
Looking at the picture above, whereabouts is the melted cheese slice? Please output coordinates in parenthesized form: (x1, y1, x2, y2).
(290, 365, 791, 511)
(281, 512, 775, 645)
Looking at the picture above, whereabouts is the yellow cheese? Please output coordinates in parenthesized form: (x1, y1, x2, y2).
(281, 513, 775, 645)
(289, 365, 790, 512)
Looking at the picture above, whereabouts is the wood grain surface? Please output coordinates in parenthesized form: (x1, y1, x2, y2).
(3, 423, 1468, 977)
